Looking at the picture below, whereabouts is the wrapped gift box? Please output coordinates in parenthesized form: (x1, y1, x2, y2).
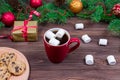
(11, 21, 38, 42)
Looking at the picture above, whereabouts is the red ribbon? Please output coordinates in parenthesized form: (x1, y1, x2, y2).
(28, 10, 41, 20)
(0, 10, 40, 41)
(11, 21, 37, 41)
(11, 10, 40, 41)
(22, 20, 28, 41)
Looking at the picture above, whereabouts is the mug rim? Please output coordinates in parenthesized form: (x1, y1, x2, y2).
(43, 28, 70, 47)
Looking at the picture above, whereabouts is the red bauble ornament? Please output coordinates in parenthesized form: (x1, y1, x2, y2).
(30, 0, 42, 8)
(1, 12, 15, 27)
(112, 3, 120, 17)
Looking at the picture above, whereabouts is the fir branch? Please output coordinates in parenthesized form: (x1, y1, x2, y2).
(16, 13, 28, 20)
(77, 0, 117, 23)
(77, 13, 91, 19)
(91, 5, 103, 22)
(96, 2, 112, 16)
(66, 0, 72, 4)
(0, 3, 13, 14)
(1, 0, 6, 4)
(37, 2, 74, 24)
(0, 22, 4, 29)
(18, 0, 27, 7)
(108, 19, 120, 36)
(104, 0, 119, 12)
(101, 14, 116, 22)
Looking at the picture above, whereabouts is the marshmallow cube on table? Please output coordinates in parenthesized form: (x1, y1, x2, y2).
(81, 34, 92, 43)
(49, 38, 60, 46)
(75, 23, 84, 30)
(56, 29, 65, 39)
(85, 55, 94, 65)
(45, 30, 56, 39)
(99, 39, 108, 46)
(107, 55, 116, 65)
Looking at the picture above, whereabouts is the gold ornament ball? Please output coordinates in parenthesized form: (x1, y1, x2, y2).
(70, 0, 83, 14)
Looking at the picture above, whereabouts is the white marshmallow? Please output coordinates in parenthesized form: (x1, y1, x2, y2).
(75, 23, 84, 29)
(49, 38, 60, 46)
(85, 55, 94, 65)
(45, 30, 56, 39)
(107, 55, 116, 65)
(99, 39, 108, 46)
(81, 34, 92, 43)
(56, 29, 65, 39)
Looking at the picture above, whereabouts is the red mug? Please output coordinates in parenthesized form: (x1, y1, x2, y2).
(43, 28, 80, 63)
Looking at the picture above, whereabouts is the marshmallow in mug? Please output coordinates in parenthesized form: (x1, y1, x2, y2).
(45, 30, 56, 39)
(56, 29, 65, 39)
(99, 39, 108, 46)
(85, 55, 94, 65)
(81, 34, 92, 43)
(49, 38, 60, 46)
(107, 55, 116, 65)
(75, 23, 84, 30)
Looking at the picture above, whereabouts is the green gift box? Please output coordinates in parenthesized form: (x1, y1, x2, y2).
(11, 21, 38, 42)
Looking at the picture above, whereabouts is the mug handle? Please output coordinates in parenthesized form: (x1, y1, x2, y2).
(68, 38, 80, 53)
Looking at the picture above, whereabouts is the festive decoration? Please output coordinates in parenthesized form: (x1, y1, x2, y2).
(0, 0, 120, 36)
(30, 0, 42, 8)
(12, 21, 38, 41)
(0, 1, 13, 14)
(1, 12, 15, 27)
(76, 0, 120, 35)
(112, 3, 120, 17)
(11, 10, 40, 42)
(54, 0, 65, 7)
(69, 0, 83, 13)
(36, 3, 74, 23)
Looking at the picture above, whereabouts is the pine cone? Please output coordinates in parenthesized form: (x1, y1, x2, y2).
(54, 0, 65, 7)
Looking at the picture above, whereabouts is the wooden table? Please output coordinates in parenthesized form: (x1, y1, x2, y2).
(0, 18, 120, 80)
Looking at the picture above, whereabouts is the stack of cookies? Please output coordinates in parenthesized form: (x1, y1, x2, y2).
(0, 52, 26, 80)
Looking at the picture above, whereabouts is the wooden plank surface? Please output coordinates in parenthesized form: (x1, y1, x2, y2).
(0, 18, 120, 80)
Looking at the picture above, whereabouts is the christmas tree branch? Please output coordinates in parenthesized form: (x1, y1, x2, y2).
(96, 2, 112, 16)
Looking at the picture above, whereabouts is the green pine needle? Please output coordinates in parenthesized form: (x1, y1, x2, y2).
(0, 0, 120, 35)
(108, 19, 120, 36)
(0, 22, 4, 29)
(91, 5, 103, 22)
(37, 2, 74, 24)
(0, 3, 13, 14)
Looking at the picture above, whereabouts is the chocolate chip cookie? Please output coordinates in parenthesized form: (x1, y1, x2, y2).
(8, 60, 26, 76)
(0, 70, 11, 80)
(0, 52, 17, 66)
(0, 64, 11, 80)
